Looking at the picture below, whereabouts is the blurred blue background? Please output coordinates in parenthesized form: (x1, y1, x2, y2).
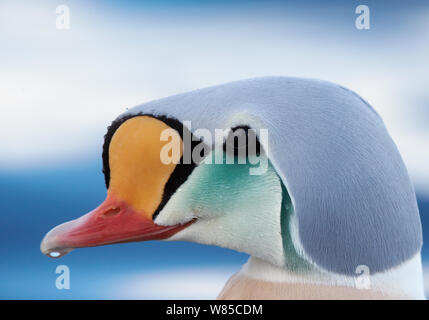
(0, 0, 428, 299)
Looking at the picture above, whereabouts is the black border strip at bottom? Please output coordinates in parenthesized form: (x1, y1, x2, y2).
(1, 300, 426, 318)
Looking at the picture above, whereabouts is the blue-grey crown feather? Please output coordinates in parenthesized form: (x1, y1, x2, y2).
(122, 77, 422, 275)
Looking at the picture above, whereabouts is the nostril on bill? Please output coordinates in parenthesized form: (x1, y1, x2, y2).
(103, 207, 121, 217)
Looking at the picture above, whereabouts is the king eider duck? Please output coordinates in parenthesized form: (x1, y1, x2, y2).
(41, 77, 424, 299)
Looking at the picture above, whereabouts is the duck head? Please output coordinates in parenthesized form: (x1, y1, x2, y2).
(41, 114, 288, 266)
(41, 77, 422, 282)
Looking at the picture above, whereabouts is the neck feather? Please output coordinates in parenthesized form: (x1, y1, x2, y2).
(222, 255, 425, 299)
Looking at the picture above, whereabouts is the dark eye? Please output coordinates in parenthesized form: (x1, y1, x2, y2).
(223, 125, 261, 158)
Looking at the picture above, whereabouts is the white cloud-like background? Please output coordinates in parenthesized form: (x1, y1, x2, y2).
(1, 1, 428, 190)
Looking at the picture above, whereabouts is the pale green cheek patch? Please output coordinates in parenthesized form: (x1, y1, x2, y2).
(156, 150, 308, 268)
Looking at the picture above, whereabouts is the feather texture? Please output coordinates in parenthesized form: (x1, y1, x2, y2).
(123, 77, 422, 275)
